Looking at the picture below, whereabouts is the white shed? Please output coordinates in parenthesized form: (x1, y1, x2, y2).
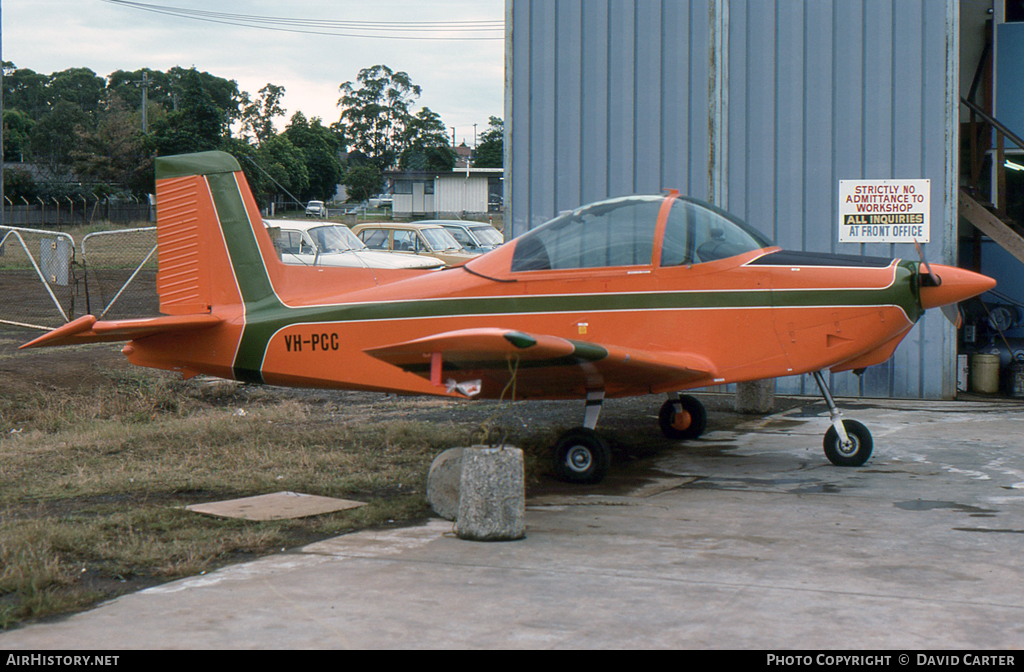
(387, 169, 504, 217)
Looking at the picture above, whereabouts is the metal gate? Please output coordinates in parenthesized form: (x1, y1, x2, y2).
(81, 228, 159, 320)
(0, 225, 159, 332)
(0, 226, 78, 330)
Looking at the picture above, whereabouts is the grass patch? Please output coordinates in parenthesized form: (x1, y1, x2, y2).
(0, 363, 551, 631)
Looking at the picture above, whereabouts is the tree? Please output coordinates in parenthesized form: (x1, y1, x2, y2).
(3, 109, 35, 162)
(107, 67, 243, 129)
(106, 68, 174, 131)
(343, 164, 383, 203)
(399, 107, 456, 171)
(107, 68, 172, 111)
(30, 101, 89, 177)
(256, 134, 309, 204)
(473, 116, 503, 168)
(72, 95, 151, 194)
(240, 84, 287, 145)
(3, 167, 39, 201)
(285, 112, 344, 201)
(146, 68, 228, 156)
(337, 65, 422, 171)
(166, 67, 244, 126)
(3, 63, 49, 120)
(46, 68, 106, 116)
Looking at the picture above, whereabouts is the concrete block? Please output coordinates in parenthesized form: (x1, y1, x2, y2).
(455, 446, 525, 542)
(735, 379, 775, 414)
(426, 448, 465, 521)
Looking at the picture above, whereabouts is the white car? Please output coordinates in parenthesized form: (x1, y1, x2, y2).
(431, 220, 504, 252)
(305, 200, 327, 218)
(368, 194, 393, 209)
(265, 220, 444, 270)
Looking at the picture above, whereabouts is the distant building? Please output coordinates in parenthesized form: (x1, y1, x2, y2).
(385, 168, 504, 218)
(454, 144, 474, 169)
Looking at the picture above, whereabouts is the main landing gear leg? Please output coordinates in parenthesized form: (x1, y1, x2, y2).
(553, 390, 611, 484)
(812, 370, 873, 467)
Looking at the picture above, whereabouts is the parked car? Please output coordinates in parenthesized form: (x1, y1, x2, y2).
(265, 220, 443, 270)
(351, 222, 479, 266)
(305, 200, 327, 218)
(368, 194, 393, 209)
(429, 220, 504, 253)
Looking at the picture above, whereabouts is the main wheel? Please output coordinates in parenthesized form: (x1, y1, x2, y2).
(823, 419, 873, 467)
(658, 395, 707, 440)
(553, 428, 611, 484)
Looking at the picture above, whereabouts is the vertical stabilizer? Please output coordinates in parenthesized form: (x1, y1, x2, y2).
(155, 151, 276, 315)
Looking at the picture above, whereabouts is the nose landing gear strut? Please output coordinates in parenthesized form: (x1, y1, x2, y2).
(812, 370, 873, 467)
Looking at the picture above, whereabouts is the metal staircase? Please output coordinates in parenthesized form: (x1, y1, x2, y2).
(959, 96, 1024, 267)
(959, 190, 1024, 266)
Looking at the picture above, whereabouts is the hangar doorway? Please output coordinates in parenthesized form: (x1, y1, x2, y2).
(959, 0, 1024, 396)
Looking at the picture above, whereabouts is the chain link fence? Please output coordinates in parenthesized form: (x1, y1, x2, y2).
(81, 228, 159, 320)
(0, 225, 158, 333)
(2, 198, 153, 227)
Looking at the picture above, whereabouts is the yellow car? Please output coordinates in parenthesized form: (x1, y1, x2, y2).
(351, 222, 479, 267)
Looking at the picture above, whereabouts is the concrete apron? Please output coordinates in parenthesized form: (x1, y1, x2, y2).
(3, 399, 1023, 649)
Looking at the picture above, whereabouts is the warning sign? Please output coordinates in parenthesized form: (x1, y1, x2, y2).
(838, 179, 930, 243)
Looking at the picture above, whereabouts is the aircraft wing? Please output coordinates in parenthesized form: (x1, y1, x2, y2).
(20, 314, 224, 349)
(364, 328, 718, 399)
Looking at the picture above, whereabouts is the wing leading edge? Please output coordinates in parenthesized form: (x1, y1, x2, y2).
(364, 328, 718, 399)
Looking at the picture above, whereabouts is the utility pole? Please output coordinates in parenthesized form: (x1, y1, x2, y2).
(140, 71, 149, 134)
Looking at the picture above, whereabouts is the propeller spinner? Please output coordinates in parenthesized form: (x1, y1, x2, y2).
(912, 240, 995, 326)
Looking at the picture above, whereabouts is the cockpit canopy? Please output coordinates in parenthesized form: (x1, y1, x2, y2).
(510, 194, 773, 272)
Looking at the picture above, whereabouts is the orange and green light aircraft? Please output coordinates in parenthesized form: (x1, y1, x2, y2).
(22, 151, 996, 483)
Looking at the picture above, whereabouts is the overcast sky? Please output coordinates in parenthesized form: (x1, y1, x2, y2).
(3, 0, 505, 145)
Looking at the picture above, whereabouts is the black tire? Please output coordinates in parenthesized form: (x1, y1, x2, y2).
(658, 395, 707, 440)
(553, 428, 612, 484)
(823, 419, 873, 467)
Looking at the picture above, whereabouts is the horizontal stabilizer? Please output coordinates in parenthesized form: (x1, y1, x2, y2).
(20, 314, 223, 349)
(365, 328, 717, 398)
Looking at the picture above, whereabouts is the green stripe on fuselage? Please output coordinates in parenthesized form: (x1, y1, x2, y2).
(225, 249, 920, 383)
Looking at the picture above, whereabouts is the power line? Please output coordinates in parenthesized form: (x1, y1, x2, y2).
(99, 1, 505, 41)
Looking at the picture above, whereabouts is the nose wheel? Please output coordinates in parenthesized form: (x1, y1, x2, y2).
(813, 371, 873, 467)
(823, 418, 873, 466)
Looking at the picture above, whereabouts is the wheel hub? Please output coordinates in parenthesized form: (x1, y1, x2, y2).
(566, 445, 593, 473)
(671, 410, 692, 431)
(836, 435, 859, 457)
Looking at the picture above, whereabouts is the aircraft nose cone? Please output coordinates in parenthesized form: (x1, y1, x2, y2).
(919, 264, 996, 310)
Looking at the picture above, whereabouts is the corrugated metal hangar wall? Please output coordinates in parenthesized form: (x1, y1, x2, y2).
(505, 0, 960, 399)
